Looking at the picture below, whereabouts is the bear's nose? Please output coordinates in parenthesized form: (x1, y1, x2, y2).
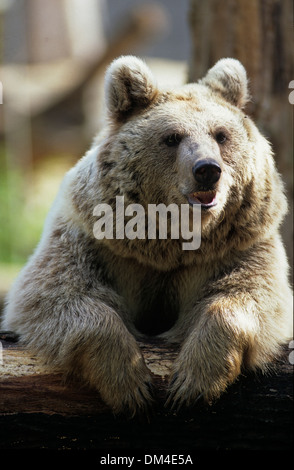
(192, 160, 222, 186)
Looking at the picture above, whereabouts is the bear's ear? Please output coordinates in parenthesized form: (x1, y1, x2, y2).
(201, 58, 249, 109)
(104, 56, 158, 121)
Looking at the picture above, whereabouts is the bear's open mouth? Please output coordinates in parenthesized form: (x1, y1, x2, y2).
(188, 190, 217, 209)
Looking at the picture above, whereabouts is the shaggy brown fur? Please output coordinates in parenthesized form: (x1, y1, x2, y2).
(2, 56, 293, 415)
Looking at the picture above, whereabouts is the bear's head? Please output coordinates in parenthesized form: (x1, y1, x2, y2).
(77, 56, 287, 270)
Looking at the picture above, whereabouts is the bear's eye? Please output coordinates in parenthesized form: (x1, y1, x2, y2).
(164, 133, 182, 147)
(215, 132, 227, 144)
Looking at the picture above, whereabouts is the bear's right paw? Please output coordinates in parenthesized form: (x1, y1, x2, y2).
(95, 359, 155, 418)
(118, 379, 155, 420)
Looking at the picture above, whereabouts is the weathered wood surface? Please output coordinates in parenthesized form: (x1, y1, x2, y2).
(0, 337, 176, 416)
(0, 334, 293, 451)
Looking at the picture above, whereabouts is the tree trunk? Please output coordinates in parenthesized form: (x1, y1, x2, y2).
(0, 336, 293, 451)
(188, 0, 294, 268)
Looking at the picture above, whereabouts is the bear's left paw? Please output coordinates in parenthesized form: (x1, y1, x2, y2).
(165, 349, 242, 411)
(165, 371, 206, 412)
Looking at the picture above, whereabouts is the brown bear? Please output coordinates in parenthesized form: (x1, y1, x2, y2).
(2, 56, 293, 416)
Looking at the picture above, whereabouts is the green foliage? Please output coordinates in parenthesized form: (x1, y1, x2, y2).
(0, 150, 49, 265)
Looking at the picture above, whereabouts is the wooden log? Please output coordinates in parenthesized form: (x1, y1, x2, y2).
(0, 334, 293, 451)
(0, 337, 176, 416)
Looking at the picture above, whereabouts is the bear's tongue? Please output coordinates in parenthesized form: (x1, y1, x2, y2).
(190, 190, 216, 205)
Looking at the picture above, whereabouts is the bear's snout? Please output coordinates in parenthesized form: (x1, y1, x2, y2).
(192, 159, 222, 187)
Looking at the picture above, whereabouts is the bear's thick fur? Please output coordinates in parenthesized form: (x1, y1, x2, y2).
(2, 56, 293, 415)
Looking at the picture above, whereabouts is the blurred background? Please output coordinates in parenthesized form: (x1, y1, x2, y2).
(0, 0, 293, 309)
